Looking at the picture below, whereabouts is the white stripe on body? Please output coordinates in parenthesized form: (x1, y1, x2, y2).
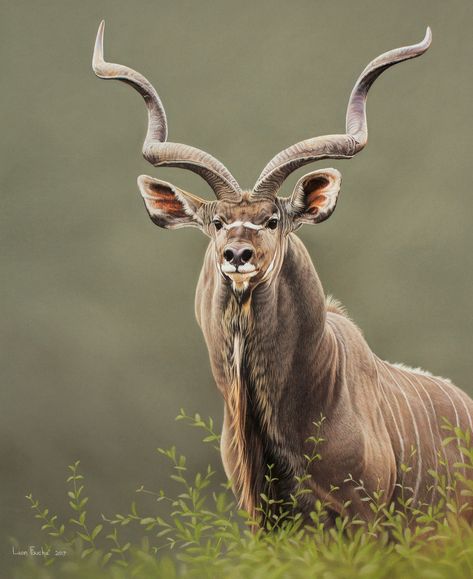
(392, 366, 440, 505)
(422, 374, 467, 479)
(382, 361, 423, 504)
(372, 355, 406, 484)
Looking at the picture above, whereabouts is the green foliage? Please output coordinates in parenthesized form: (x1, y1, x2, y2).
(16, 412, 473, 579)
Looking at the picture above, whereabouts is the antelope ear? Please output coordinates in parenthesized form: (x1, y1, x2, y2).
(137, 175, 206, 229)
(288, 169, 342, 225)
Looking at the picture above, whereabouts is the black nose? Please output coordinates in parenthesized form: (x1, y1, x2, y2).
(223, 245, 254, 267)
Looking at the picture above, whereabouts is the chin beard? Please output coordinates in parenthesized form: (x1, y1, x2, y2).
(223, 273, 254, 301)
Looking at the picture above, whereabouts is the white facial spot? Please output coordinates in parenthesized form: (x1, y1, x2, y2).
(221, 263, 257, 275)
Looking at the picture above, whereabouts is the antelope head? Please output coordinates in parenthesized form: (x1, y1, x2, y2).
(93, 22, 431, 295)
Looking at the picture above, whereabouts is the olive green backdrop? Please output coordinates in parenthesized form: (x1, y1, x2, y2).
(1, 0, 472, 570)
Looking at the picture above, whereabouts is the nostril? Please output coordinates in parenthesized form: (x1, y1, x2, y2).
(241, 249, 253, 263)
(224, 249, 234, 263)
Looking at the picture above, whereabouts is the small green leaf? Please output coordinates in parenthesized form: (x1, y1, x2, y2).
(92, 524, 103, 540)
(101, 552, 112, 566)
(81, 547, 94, 559)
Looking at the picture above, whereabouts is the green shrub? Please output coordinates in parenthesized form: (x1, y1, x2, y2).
(14, 412, 473, 578)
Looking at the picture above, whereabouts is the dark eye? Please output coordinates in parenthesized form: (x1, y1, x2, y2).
(266, 218, 278, 230)
(212, 219, 223, 231)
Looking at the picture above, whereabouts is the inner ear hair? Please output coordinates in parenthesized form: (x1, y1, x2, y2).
(289, 168, 342, 224)
(137, 174, 206, 229)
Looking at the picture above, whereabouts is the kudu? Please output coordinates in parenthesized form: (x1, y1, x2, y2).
(93, 22, 473, 524)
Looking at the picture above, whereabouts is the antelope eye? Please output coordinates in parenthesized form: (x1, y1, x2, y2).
(212, 219, 223, 231)
(266, 218, 278, 230)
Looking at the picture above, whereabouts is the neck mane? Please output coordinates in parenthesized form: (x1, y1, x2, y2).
(211, 234, 332, 515)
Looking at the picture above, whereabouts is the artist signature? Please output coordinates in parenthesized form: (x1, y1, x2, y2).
(11, 546, 67, 557)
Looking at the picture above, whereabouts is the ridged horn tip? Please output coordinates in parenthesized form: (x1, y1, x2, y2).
(92, 20, 106, 73)
(419, 26, 432, 53)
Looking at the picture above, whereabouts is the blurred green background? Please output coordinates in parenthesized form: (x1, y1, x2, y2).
(1, 0, 472, 571)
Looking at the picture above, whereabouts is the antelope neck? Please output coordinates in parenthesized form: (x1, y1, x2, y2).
(218, 234, 333, 415)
